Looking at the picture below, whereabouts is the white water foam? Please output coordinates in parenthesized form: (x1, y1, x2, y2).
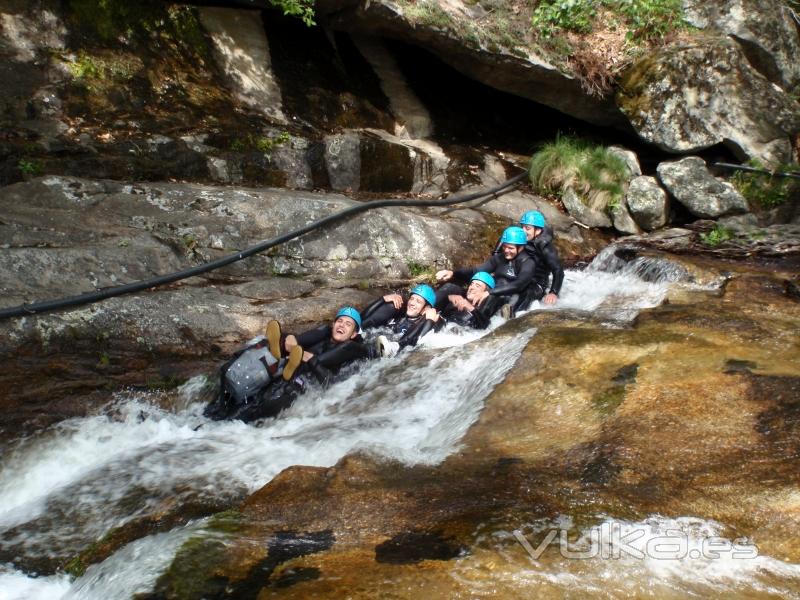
(462, 514, 800, 598)
(0, 258, 698, 598)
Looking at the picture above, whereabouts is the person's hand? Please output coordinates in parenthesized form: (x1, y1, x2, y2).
(284, 334, 298, 353)
(435, 269, 453, 282)
(383, 293, 404, 309)
(543, 292, 558, 305)
(423, 307, 440, 322)
(473, 290, 489, 306)
(448, 295, 472, 312)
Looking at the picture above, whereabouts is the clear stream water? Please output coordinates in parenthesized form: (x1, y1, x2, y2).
(2, 251, 797, 599)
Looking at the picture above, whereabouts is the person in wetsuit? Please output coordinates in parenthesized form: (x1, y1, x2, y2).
(360, 284, 440, 357)
(439, 271, 502, 330)
(205, 307, 374, 423)
(518, 211, 564, 306)
(436, 226, 536, 317)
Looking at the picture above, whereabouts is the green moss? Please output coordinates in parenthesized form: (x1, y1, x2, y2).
(593, 385, 626, 416)
(230, 132, 291, 154)
(207, 510, 244, 535)
(154, 535, 229, 599)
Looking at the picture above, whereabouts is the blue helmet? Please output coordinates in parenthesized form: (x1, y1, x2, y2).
(520, 210, 546, 228)
(500, 226, 527, 246)
(410, 284, 436, 307)
(471, 271, 496, 289)
(335, 306, 362, 330)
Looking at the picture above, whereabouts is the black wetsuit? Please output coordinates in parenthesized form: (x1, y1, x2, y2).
(453, 251, 536, 312)
(437, 282, 502, 329)
(206, 326, 374, 423)
(361, 297, 439, 348)
(493, 227, 564, 301)
(294, 324, 375, 384)
(525, 227, 565, 299)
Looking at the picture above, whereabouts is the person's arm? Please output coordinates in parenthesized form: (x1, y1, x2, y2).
(398, 316, 436, 348)
(543, 244, 565, 298)
(471, 295, 501, 329)
(306, 340, 373, 383)
(288, 325, 330, 353)
(361, 297, 403, 330)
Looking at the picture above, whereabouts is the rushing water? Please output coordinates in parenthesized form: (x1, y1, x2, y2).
(3, 254, 794, 599)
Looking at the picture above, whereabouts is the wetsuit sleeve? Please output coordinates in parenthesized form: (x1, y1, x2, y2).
(398, 317, 436, 348)
(490, 256, 536, 296)
(361, 299, 403, 329)
(306, 340, 374, 384)
(471, 295, 501, 329)
(544, 245, 565, 295)
(295, 325, 331, 348)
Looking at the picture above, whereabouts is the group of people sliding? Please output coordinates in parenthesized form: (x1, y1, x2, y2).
(204, 210, 564, 423)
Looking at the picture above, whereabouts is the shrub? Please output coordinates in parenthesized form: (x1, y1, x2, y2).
(528, 135, 630, 212)
(532, 0, 686, 42)
(18, 159, 42, 176)
(731, 161, 800, 209)
(700, 224, 733, 247)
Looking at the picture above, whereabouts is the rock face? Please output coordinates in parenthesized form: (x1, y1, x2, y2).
(626, 175, 669, 231)
(198, 6, 286, 122)
(657, 157, 749, 219)
(683, 0, 800, 90)
(561, 187, 613, 229)
(610, 198, 642, 235)
(617, 38, 799, 165)
(149, 254, 800, 597)
(314, 0, 628, 129)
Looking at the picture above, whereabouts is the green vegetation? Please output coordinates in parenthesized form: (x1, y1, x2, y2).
(18, 159, 42, 176)
(407, 261, 436, 281)
(231, 132, 291, 154)
(532, 0, 686, 42)
(528, 135, 630, 213)
(731, 161, 800, 209)
(700, 224, 733, 247)
(67, 0, 313, 44)
(66, 51, 139, 88)
(592, 385, 626, 416)
(270, 0, 316, 26)
(67, 1, 207, 49)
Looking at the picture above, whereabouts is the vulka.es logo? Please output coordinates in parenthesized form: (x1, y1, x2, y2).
(513, 522, 759, 561)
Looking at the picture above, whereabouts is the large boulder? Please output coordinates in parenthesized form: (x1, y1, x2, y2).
(626, 175, 669, 231)
(617, 37, 800, 165)
(683, 0, 800, 90)
(657, 157, 749, 219)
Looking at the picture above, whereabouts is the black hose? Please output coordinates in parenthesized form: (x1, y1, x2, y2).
(0, 172, 527, 321)
(714, 162, 800, 180)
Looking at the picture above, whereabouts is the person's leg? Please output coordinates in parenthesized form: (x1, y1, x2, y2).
(282, 344, 304, 381)
(398, 318, 435, 348)
(265, 320, 283, 359)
